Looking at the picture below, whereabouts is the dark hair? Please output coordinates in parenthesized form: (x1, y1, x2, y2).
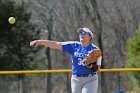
(89, 34, 92, 41)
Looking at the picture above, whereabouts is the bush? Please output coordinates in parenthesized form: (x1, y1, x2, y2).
(126, 26, 140, 90)
(0, 0, 40, 70)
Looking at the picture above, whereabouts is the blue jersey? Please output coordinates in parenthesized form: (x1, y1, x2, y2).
(62, 41, 99, 74)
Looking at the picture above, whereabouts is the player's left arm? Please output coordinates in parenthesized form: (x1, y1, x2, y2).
(86, 56, 102, 72)
(96, 56, 102, 71)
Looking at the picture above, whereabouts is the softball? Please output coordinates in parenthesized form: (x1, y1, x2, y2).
(8, 17, 16, 24)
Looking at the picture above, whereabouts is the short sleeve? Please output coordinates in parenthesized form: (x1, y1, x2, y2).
(61, 41, 75, 54)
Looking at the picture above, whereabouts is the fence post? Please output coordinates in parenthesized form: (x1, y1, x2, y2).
(117, 72, 120, 91)
(66, 73, 70, 93)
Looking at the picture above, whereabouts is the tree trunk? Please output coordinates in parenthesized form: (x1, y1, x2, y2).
(46, 11, 53, 93)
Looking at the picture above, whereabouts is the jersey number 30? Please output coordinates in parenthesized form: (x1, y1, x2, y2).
(78, 58, 86, 66)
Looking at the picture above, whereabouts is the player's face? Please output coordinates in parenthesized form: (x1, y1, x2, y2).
(79, 31, 92, 42)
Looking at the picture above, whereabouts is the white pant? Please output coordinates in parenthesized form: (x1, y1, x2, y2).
(71, 74, 98, 93)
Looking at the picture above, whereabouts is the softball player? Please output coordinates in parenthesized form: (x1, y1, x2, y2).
(30, 27, 102, 93)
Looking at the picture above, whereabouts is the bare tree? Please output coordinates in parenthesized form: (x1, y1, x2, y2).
(97, 0, 140, 92)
